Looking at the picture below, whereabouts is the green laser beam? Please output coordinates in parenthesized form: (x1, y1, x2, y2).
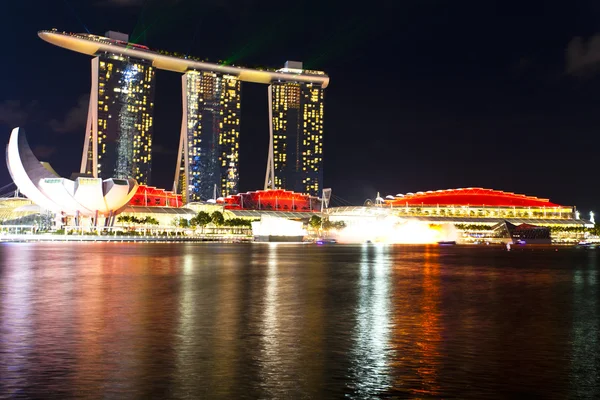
(305, 15, 377, 69)
(224, 4, 303, 65)
(130, 0, 189, 44)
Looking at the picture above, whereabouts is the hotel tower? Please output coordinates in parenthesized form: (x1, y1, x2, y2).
(80, 31, 155, 184)
(266, 61, 324, 196)
(174, 71, 241, 202)
(39, 30, 329, 202)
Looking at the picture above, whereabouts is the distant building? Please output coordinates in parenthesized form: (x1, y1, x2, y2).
(266, 61, 325, 196)
(39, 30, 330, 197)
(174, 71, 241, 202)
(217, 189, 321, 212)
(382, 187, 574, 217)
(128, 185, 182, 207)
(80, 32, 156, 185)
(6, 128, 138, 225)
(493, 221, 552, 244)
(325, 188, 590, 244)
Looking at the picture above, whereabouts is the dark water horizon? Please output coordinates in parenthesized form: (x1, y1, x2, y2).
(0, 243, 598, 399)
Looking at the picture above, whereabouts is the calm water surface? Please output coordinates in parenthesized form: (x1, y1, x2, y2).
(0, 243, 598, 399)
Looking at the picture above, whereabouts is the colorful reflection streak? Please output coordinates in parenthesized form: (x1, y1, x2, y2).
(335, 218, 457, 244)
(0, 243, 598, 398)
(570, 251, 599, 397)
(0, 244, 35, 397)
(257, 244, 326, 398)
(383, 245, 443, 397)
(413, 245, 442, 396)
(347, 244, 393, 396)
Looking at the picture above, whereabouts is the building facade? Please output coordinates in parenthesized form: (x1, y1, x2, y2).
(7, 128, 139, 224)
(267, 62, 325, 196)
(174, 70, 241, 203)
(81, 45, 155, 185)
(217, 188, 321, 212)
(40, 31, 329, 199)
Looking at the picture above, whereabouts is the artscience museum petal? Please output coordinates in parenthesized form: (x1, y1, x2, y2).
(6, 127, 138, 218)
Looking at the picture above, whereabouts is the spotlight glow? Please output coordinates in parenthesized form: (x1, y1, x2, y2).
(332, 217, 457, 244)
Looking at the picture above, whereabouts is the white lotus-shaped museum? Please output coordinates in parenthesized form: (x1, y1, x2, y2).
(6, 127, 138, 217)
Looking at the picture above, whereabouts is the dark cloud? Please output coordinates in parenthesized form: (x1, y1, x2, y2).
(49, 95, 89, 134)
(566, 34, 600, 77)
(97, 0, 231, 9)
(0, 100, 38, 128)
(97, 0, 201, 7)
(97, 0, 144, 7)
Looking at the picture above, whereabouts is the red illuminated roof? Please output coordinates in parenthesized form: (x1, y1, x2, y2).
(385, 188, 567, 208)
(218, 189, 317, 203)
(217, 189, 319, 211)
(129, 185, 182, 207)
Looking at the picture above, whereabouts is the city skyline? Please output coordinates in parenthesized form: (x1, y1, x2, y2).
(2, 1, 600, 212)
(39, 30, 329, 202)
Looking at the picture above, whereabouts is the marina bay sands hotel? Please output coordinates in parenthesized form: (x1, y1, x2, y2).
(39, 30, 329, 202)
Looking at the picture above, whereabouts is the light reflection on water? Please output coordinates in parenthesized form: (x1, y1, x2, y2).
(348, 244, 392, 398)
(0, 242, 599, 399)
(570, 250, 599, 399)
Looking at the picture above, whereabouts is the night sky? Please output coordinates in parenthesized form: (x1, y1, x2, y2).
(1, 0, 600, 212)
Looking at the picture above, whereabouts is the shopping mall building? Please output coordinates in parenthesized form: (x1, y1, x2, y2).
(325, 188, 592, 243)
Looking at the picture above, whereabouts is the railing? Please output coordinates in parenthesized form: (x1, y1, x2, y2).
(0, 224, 254, 241)
(0, 233, 253, 243)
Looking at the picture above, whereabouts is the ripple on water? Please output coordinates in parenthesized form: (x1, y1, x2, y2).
(0, 243, 598, 399)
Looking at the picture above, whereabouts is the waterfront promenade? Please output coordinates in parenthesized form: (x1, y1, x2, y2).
(0, 234, 252, 243)
(0, 228, 252, 243)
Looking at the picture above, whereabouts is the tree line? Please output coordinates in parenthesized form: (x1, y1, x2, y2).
(308, 215, 346, 231)
(455, 223, 600, 235)
(175, 211, 256, 230)
(117, 215, 160, 225)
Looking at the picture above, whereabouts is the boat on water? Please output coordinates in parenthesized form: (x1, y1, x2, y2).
(576, 241, 597, 249)
(437, 241, 456, 246)
(315, 238, 337, 245)
(254, 235, 305, 243)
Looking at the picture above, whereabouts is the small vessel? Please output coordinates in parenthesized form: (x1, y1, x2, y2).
(437, 241, 456, 246)
(315, 238, 337, 245)
(576, 241, 596, 249)
(255, 235, 305, 243)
